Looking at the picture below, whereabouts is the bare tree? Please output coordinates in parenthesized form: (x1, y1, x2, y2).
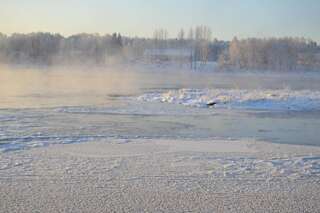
(219, 37, 319, 71)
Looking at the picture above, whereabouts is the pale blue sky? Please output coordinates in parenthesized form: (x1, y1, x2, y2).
(1, 0, 320, 41)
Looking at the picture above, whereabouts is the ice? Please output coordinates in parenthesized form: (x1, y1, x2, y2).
(138, 88, 320, 111)
(0, 135, 108, 153)
(54, 101, 215, 116)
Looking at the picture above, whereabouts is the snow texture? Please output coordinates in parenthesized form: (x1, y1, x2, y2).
(138, 88, 320, 111)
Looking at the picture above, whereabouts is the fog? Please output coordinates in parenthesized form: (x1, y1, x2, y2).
(1, 32, 319, 71)
(0, 66, 143, 108)
(1, 63, 320, 109)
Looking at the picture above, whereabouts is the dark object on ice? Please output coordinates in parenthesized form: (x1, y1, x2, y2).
(207, 101, 217, 107)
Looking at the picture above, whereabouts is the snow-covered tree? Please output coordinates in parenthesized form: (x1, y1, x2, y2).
(0, 31, 318, 70)
(219, 37, 319, 71)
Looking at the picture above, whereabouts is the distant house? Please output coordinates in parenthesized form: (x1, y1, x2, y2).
(297, 52, 320, 69)
(144, 48, 192, 63)
(316, 53, 320, 67)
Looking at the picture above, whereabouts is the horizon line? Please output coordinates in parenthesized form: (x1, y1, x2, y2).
(1, 31, 319, 43)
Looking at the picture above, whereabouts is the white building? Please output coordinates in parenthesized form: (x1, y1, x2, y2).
(144, 48, 192, 63)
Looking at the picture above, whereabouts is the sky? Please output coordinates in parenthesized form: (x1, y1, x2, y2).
(1, 0, 320, 41)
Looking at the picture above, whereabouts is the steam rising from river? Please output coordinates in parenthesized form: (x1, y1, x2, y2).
(0, 66, 142, 108)
(1, 64, 320, 109)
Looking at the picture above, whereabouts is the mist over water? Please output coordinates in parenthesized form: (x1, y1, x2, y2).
(2, 2, 320, 212)
(1, 65, 320, 109)
(0, 66, 142, 108)
(1, 65, 320, 151)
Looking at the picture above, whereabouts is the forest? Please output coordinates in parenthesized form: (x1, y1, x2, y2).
(0, 26, 319, 71)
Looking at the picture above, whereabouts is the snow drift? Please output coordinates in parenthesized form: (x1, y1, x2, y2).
(138, 88, 320, 111)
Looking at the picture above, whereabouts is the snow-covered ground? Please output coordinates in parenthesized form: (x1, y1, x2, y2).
(1, 67, 320, 212)
(1, 139, 320, 212)
(138, 88, 320, 111)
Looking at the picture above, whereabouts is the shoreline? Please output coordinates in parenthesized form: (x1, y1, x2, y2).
(1, 139, 320, 212)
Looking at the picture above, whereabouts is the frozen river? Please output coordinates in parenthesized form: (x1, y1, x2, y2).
(1, 66, 320, 152)
(1, 66, 320, 212)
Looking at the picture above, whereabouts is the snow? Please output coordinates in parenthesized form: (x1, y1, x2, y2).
(1, 86, 320, 153)
(1, 138, 320, 212)
(3, 138, 319, 181)
(1, 67, 320, 212)
(138, 88, 320, 111)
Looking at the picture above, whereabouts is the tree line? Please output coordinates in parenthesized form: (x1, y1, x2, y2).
(0, 27, 227, 67)
(218, 37, 320, 71)
(0, 32, 124, 65)
(0, 28, 319, 71)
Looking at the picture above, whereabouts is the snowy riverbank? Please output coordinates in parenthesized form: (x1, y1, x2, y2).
(1, 138, 320, 212)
